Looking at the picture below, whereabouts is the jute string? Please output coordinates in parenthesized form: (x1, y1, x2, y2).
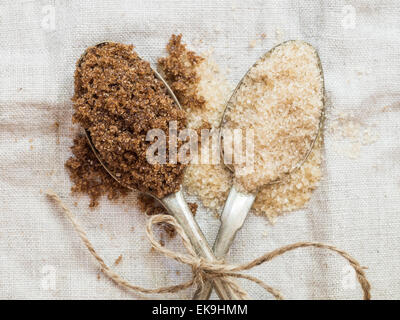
(46, 190, 371, 300)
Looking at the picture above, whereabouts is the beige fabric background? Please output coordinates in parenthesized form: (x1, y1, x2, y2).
(1, 0, 399, 299)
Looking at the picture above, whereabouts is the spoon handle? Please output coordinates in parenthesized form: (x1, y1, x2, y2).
(161, 190, 244, 300)
(193, 185, 256, 300)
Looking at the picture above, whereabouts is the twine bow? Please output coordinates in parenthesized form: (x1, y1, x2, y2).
(46, 191, 371, 300)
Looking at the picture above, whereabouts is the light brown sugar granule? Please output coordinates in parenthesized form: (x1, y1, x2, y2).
(223, 40, 324, 193)
(182, 54, 234, 210)
(249, 39, 258, 48)
(160, 36, 323, 220)
(252, 135, 323, 222)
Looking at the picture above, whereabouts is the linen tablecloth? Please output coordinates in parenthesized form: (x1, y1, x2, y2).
(1, 0, 399, 299)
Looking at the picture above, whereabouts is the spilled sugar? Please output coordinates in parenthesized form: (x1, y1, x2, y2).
(328, 111, 379, 160)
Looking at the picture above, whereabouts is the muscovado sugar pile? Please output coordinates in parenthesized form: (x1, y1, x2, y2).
(65, 135, 129, 207)
(66, 42, 187, 209)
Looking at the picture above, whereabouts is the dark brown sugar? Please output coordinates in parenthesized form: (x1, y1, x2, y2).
(72, 42, 187, 198)
(65, 136, 129, 207)
(65, 39, 198, 233)
(158, 34, 206, 112)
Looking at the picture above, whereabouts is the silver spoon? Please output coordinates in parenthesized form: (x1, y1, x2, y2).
(78, 43, 243, 300)
(193, 40, 325, 299)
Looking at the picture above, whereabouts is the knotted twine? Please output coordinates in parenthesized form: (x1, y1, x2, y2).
(46, 190, 371, 300)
